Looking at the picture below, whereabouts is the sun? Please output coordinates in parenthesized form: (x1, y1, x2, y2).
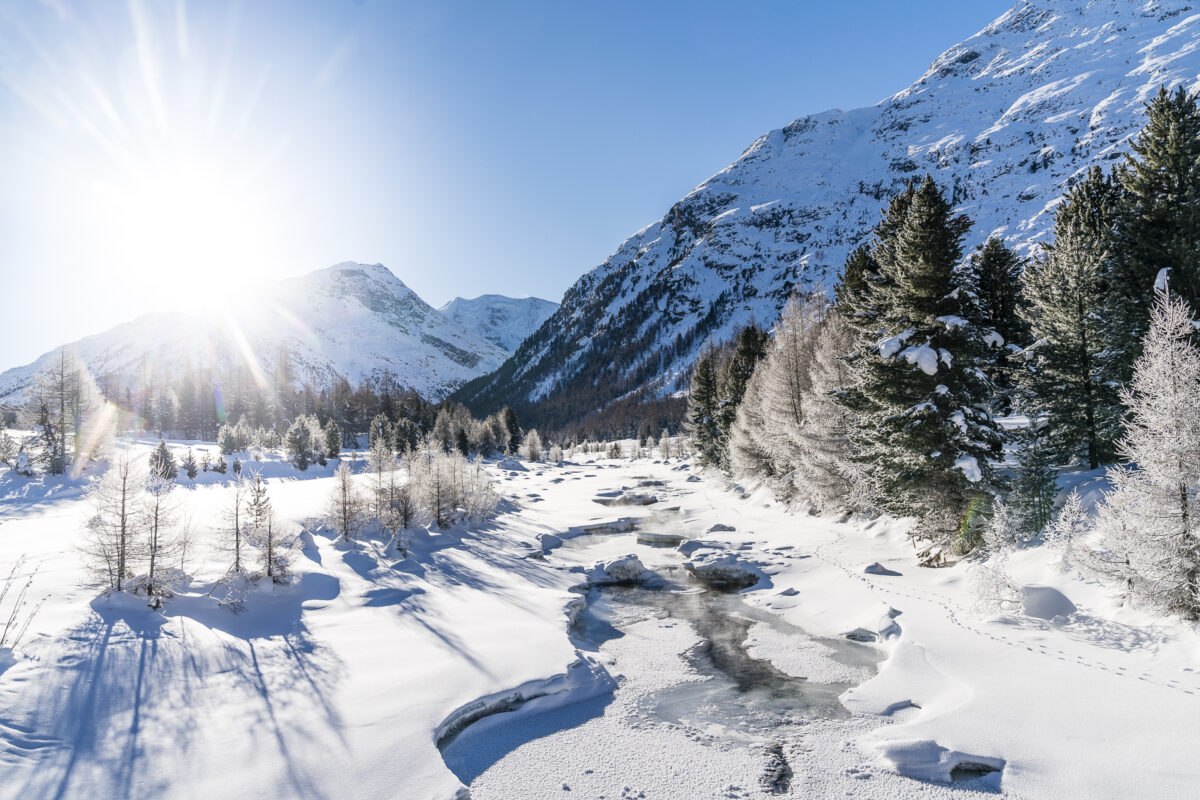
(100, 155, 277, 313)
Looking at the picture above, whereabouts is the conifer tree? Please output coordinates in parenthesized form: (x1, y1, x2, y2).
(1095, 285, 1200, 618)
(180, 449, 198, 480)
(82, 451, 142, 592)
(328, 460, 366, 541)
(1112, 86, 1200, 352)
(501, 406, 522, 454)
(686, 349, 722, 468)
(1020, 170, 1123, 468)
(717, 324, 769, 445)
(846, 175, 1002, 549)
(284, 417, 312, 470)
(323, 419, 342, 459)
(967, 237, 1027, 409)
(148, 439, 178, 481)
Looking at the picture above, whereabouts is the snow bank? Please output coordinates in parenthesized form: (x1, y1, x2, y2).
(582, 555, 654, 586)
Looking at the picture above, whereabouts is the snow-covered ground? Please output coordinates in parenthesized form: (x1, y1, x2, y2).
(0, 445, 1197, 799)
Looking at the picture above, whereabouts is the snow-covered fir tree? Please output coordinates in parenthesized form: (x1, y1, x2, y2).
(966, 237, 1027, 411)
(148, 439, 178, 481)
(686, 348, 722, 468)
(842, 175, 1002, 550)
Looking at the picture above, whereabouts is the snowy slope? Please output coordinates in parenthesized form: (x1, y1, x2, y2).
(458, 0, 1200, 421)
(438, 294, 559, 352)
(0, 262, 509, 402)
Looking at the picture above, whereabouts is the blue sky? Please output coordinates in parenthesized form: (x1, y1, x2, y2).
(0, 0, 1012, 369)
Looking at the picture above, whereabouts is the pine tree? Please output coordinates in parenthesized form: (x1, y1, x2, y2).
(1112, 86, 1200, 354)
(284, 417, 312, 470)
(687, 349, 722, 468)
(455, 427, 470, 457)
(846, 176, 1002, 549)
(323, 419, 342, 459)
(180, 448, 199, 480)
(218, 424, 238, 455)
(245, 473, 292, 582)
(967, 237, 1028, 410)
(148, 439, 178, 481)
(501, 406, 522, 454)
(1095, 286, 1200, 618)
(1020, 169, 1123, 468)
(1008, 419, 1058, 538)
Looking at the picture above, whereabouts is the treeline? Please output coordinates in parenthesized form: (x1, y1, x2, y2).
(690, 86, 1200, 619)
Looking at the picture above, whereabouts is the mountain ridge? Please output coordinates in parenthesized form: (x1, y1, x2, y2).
(455, 0, 1200, 427)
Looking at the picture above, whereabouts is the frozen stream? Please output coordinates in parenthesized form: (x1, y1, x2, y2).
(441, 526, 884, 798)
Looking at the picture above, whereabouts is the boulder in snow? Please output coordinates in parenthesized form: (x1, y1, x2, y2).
(864, 562, 901, 576)
(707, 523, 736, 533)
(585, 555, 653, 586)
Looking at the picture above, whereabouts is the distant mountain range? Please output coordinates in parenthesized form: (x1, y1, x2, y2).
(0, 262, 557, 403)
(439, 294, 559, 353)
(455, 0, 1200, 427)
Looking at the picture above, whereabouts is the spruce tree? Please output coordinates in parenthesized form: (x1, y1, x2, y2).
(686, 349, 722, 468)
(1112, 85, 1200, 357)
(1019, 170, 1123, 468)
(323, 419, 342, 459)
(846, 176, 1002, 549)
(501, 407, 522, 454)
(148, 439, 178, 481)
(284, 417, 312, 470)
(967, 237, 1027, 410)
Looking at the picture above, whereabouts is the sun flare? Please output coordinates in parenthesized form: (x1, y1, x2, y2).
(98, 156, 275, 312)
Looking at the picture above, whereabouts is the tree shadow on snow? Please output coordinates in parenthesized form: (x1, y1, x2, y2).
(4, 583, 345, 800)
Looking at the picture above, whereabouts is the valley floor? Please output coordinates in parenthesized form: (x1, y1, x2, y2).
(0, 448, 1196, 799)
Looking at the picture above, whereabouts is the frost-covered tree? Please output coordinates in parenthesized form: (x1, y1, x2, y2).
(0, 423, 18, 470)
(245, 473, 292, 582)
(1094, 287, 1200, 618)
(140, 474, 184, 603)
(148, 439, 178, 480)
(728, 366, 774, 485)
(717, 324, 769, 444)
(367, 435, 396, 518)
(657, 431, 672, 460)
(521, 429, 542, 462)
(328, 460, 366, 541)
(81, 451, 142, 592)
(792, 311, 868, 511)
(1044, 489, 1088, 568)
(222, 475, 250, 574)
(844, 176, 1002, 549)
(1020, 169, 1123, 468)
(25, 348, 96, 475)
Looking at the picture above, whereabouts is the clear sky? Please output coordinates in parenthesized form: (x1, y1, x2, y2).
(0, 0, 1014, 370)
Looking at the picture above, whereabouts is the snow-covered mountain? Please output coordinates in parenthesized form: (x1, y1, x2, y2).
(0, 262, 510, 403)
(456, 0, 1200, 425)
(438, 294, 559, 353)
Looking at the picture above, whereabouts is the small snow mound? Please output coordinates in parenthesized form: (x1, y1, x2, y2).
(497, 457, 527, 471)
(708, 523, 736, 533)
(864, 562, 901, 576)
(685, 550, 766, 591)
(593, 492, 658, 506)
(1020, 585, 1076, 621)
(685, 474, 702, 482)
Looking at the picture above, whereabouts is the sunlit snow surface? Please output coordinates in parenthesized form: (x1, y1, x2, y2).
(0, 444, 1198, 799)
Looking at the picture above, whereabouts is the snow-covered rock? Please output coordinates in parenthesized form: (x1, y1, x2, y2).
(584, 555, 654, 585)
(458, 0, 1200, 419)
(683, 549, 766, 590)
(0, 262, 509, 402)
(438, 294, 559, 353)
(1021, 585, 1077, 621)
